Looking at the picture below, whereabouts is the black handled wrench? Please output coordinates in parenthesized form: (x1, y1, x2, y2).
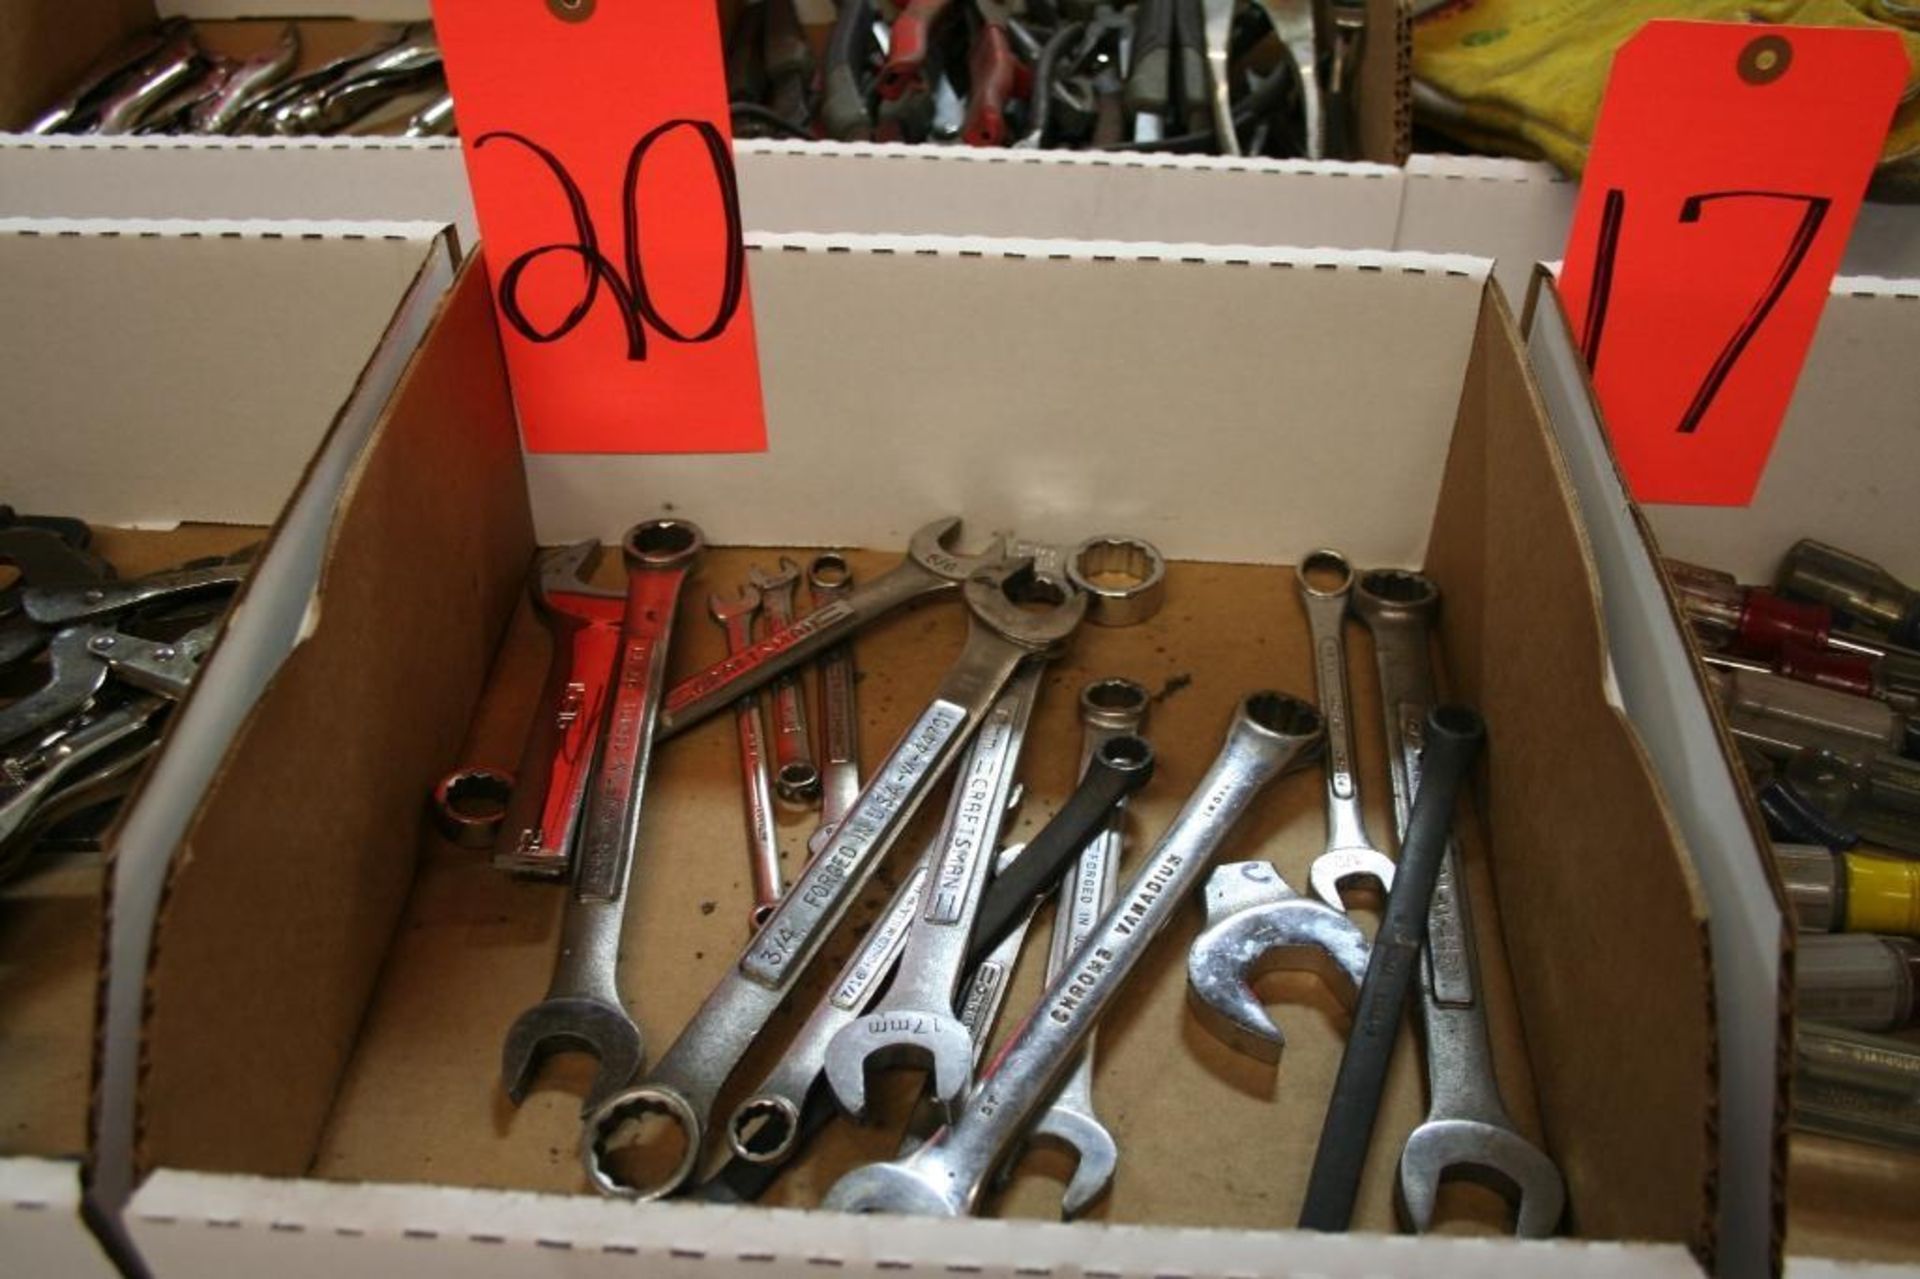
(582, 560, 1084, 1201)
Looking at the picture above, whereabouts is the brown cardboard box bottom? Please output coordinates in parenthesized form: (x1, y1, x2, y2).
(0, 525, 259, 1162)
(132, 262, 1719, 1262)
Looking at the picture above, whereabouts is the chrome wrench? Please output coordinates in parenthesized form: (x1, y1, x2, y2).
(1351, 569, 1565, 1237)
(1014, 677, 1150, 1218)
(710, 584, 784, 930)
(500, 520, 705, 1112)
(823, 661, 1047, 1123)
(823, 692, 1325, 1216)
(748, 557, 823, 807)
(658, 517, 1003, 740)
(583, 560, 1085, 1200)
(809, 553, 862, 845)
(1298, 549, 1396, 911)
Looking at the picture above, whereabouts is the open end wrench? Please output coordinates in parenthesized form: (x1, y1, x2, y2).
(1016, 677, 1150, 1218)
(809, 553, 861, 851)
(581, 560, 1084, 1201)
(710, 585, 784, 931)
(823, 661, 1047, 1124)
(1298, 549, 1396, 911)
(500, 520, 705, 1113)
(822, 692, 1324, 1217)
(1198, 0, 1239, 155)
(1299, 705, 1486, 1232)
(1254, 0, 1323, 159)
(747, 557, 823, 808)
(658, 518, 1004, 740)
(1351, 569, 1566, 1237)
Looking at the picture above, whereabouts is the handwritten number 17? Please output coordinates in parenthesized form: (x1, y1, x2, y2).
(1580, 187, 1831, 433)
(475, 119, 746, 361)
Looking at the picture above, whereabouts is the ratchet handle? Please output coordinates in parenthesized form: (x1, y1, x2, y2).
(1126, 0, 1175, 112)
(962, 23, 1027, 147)
(967, 734, 1154, 969)
(1170, 0, 1210, 124)
(879, 0, 955, 100)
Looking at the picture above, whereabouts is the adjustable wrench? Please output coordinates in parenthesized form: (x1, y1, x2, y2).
(500, 520, 705, 1112)
(710, 585, 784, 930)
(823, 692, 1324, 1216)
(748, 557, 823, 807)
(1297, 550, 1396, 910)
(658, 517, 1004, 739)
(809, 553, 862, 849)
(823, 661, 1046, 1123)
(1016, 677, 1151, 1218)
(1351, 569, 1565, 1237)
(582, 560, 1084, 1200)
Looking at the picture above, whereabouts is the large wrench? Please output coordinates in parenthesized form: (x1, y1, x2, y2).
(1015, 677, 1151, 1218)
(823, 661, 1046, 1123)
(748, 557, 823, 807)
(500, 520, 705, 1112)
(710, 585, 784, 930)
(822, 692, 1325, 1217)
(1298, 550, 1397, 911)
(809, 553, 862, 843)
(582, 560, 1084, 1200)
(657, 518, 1003, 739)
(1351, 569, 1566, 1237)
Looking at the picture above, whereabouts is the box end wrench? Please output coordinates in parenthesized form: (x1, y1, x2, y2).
(747, 556, 823, 808)
(659, 516, 1005, 740)
(710, 584, 784, 930)
(808, 553, 861, 853)
(1018, 676, 1151, 1219)
(822, 691, 1323, 1217)
(499, 520, 705, 1114)
(1351, 568, 1566, 1238)
(581, 559, 1085, 1201)
(1298, 549, 1397, 912)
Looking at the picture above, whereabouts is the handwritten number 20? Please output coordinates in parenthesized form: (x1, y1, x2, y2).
(475, 120, 746, 361)
(1579, 187, 1831, 434)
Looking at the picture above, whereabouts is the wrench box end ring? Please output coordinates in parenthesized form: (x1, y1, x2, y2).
(623, 519, 706, 568)
(1299, 548, 1356, 599)
(431, 767, 514, 849)
(1067, 535, 1167, 627)
(727, 1094, 802, 1165)
(1244, 691, 1323, 741)
(1081, 676, 1151, 729)
(583, 1085, 703, 1201)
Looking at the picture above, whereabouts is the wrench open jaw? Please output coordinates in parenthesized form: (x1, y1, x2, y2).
(1185, 860, 1372, 1063)
(1398, 1116, 1567, 1238)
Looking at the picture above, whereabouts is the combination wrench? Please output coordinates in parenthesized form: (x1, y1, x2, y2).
(582, 560, 1084, 1200)
(1297, 549, 1396, 911)
(710, 584, 784, 930)
(1351, 569, 1566, 1236)
(748, 556, 824, 807)
(499, 520, 705, 1112)
(1015, 677, 1151, 1218)
(809, 553, 862, 846)
(658, 517, 1004, 740)
(823, 661, 1046, 1124)
(822, 692, 1324, 1217)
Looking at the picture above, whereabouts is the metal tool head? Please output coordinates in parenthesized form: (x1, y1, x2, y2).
(1298, 547, 1355, 602)
(1067, 535, 1167, 627)
(1185, 859, 1372, 1063)
(536, 540, 619, 602)
(581, 1081, 705, 1200)
(500, 997, 645, 1114)
(823, 1008, 977, 1124)
(746, 556, 802, 595)
(964, 559, 1088, 651)
(1398, 1118, 1568, 1238)
(622, 519, 706, 570)
(707, 583, 762, 625)
(432, 766, 515, 849)
(908, 517, 1007, 584)
(1081, 676, 1152, 732)
(821, 1157, 968, 1217)
(1307, 848, 1397, 915)
(1352, 567, 1441, 630)
(1022, 1104, 1119, 1219)
(808, 552, 853, 600)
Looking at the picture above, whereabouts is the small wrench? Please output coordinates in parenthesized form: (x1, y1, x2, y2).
(1015, 677, 1150, 1218)
(823, 692, 1325, 1216)
(658, 517, 1004, 740)
(1254, 0, 1323, 159)
(823, 661, 1047, 1123)
(809, 553, 861, 851)
(1297, 549, 1396, 911)
(748, 557, 823, 808)
(500, 520, 704, 1112)
(583, 560, 1084, 1200)
(1351, 569, 1565, 1237)
(710, 585, 784, 930)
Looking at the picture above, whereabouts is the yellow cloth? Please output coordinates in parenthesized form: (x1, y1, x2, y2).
(1411, 0, 1920, 194)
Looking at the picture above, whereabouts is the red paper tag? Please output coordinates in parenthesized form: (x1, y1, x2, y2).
(433, 1, 767, 455)
(1559, 21, 1905, 506)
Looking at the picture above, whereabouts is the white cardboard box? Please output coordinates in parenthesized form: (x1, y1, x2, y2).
(0, 216, 458, 1273)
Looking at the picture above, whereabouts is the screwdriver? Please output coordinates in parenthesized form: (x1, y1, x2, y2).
(1775, 843, 1920, 936)
(1778, 539, 1920, 649)
(1667, 558, 1920, 676)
